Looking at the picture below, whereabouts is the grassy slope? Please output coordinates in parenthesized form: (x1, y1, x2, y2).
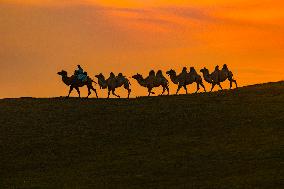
(0, 82, 283, 189)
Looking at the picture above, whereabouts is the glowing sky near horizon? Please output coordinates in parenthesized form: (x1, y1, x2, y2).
(0, 0, 283, 98)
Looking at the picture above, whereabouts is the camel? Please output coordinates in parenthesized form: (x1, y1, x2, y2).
(200, 64, 238, 91)
(95, 72, 131, 98)
(166, 67, 206, 94)
(57, 70, 98, 98)
(132, 70, 169, 96)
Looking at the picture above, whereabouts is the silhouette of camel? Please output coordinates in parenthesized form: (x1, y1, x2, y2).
(166, 67, 206, 94)
(200, 64, 238, 91)
(57, 70, 98, 98)
(95, 72, 131, 98)
(132, 70, 169, 96)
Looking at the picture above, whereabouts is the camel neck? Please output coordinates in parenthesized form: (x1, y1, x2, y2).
(136, 77, 147, 87)
(202, 72, 212, 83)
(98, 77, 108, 89)
(62, 75, 71, 86)
(170, 74, 179, 84)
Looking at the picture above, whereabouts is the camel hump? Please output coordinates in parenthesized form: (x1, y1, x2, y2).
(110, 72, 115, 78)
(223, 64, 228, 70)
(149, 70, 155, 76)
(211, 70, 219, 81)
(156, 70, 163, 76)
(214, 65, 220, 72)
(190, 67, 196, 72)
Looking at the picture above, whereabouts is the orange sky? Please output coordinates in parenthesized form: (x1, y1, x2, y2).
(0, 0, 283, 98)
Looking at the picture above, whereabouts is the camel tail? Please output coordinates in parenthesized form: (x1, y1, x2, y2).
(125, 77, 131, 85)
(228, 71, 234, 80)
(90, 78, 98, 84)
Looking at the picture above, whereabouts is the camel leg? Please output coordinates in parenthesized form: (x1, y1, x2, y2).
(90, 86, 98, 98)
(183, 86, 188, 94)
(195, 83, 200, 93)
(211, 84, 216, 92)
(107, 89, 111, 98)
(200, 82, 206, 92)
(218, 83, 223, 90)
(176, 85, 182, 95)
(67, 86, 74, 97)
(75, 87, 81, 98)
(112, 89, 120, 98)
(86, 87, 91, 98)
(233, 79, 238, 88)
(148, 88, 154, 96)
(161, 87, 166, 95)
(148, 88, 151, 96)
(127, 89, 131, 99)
(124, 85, 131, 99)
(166, 85, 170, 95)
(228, 76, 237, 89)
(229, 80, 233, 89)
(229, 78, 238, 89)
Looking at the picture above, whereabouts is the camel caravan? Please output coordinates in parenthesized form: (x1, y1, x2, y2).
(57, 64, 237, 98)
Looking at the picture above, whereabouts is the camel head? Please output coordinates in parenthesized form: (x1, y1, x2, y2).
(132, 73, 143, 80)
(57, 70, 67, 76)
(166, 69, 176, 76)
(95, 73, 105, 80)
(200, 67, 209, 74)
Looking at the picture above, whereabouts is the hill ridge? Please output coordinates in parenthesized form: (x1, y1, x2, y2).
(1, 80, 284, 100)
(0, 80, 283, 188)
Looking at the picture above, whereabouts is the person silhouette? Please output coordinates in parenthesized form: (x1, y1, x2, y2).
(74, 65, 87, 83)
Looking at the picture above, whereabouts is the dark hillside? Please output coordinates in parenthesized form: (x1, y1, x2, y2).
(0, 82, 283, 188)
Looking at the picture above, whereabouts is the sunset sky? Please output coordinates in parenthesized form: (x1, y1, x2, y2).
(1, 0, 283, 98)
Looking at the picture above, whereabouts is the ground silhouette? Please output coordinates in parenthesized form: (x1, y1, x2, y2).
(0, 81, 283, 188)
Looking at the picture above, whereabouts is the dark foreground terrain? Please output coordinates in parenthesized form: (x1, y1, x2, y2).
(0, 82, 283, 188)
